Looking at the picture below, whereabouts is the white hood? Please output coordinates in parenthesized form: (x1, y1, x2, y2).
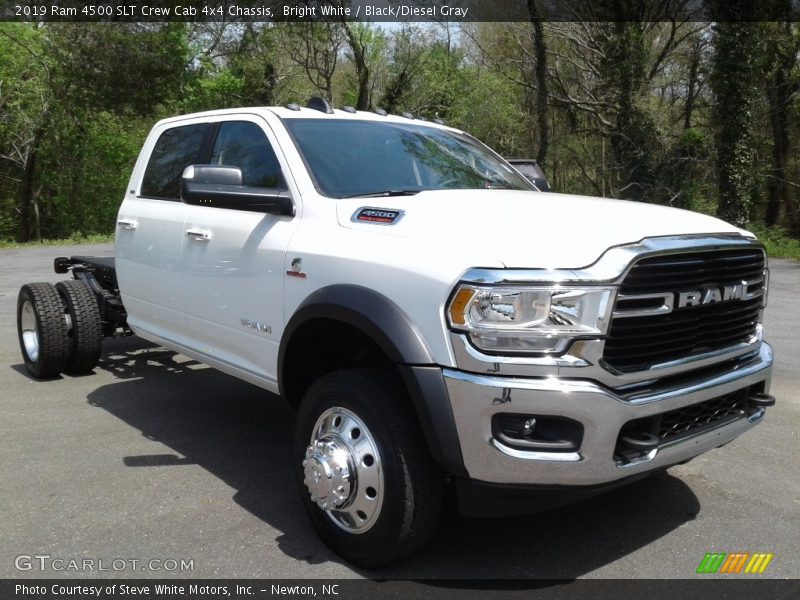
(336, 189, 747, 269)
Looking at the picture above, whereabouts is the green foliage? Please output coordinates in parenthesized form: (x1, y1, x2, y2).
(449, 66, 527, 156)
(0, 23, 51, 241)
(0, 198, 16, 239)
(0, 233, 114, 249)
(711, 12, 764, 227)
(221, 26, 285, 107)
(46, 23, 191, 116)
(341, 23, 387, 110)
(0, 24, 46, 144)
(184, 68, 246, 112)
(0, 20, 797, 254)
(381, 32, 464, 117)
(0, 23, 192, 242)
(38, 112, 147, 238)
(748, 224, 800, 259)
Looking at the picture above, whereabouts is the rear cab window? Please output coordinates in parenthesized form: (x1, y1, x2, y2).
(140, 123, 211, 200)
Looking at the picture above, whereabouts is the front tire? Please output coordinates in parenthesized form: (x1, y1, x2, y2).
(294, 368, 443, 568)
(17, 283, 70, 379)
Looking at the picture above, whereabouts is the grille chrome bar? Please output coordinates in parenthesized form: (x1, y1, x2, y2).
(612, 292, 674, 317)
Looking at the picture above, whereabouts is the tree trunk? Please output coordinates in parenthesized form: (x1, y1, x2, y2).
(765, 70, 790, 227)
(711, 16, 761, 227)
(16, 134, 41, 243)
(356, 66, 370, 110)
(344, 25, 371, 110)
(527, 0, 549, 167)
(764, 21, 797, 228)
(607, 22, 653, 202)
(32, 190, 42, 242)
(684, 40, 700, 130)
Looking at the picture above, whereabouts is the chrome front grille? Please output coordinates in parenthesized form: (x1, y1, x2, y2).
(604, 248, 765, 373)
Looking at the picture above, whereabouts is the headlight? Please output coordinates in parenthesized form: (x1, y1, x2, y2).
(448, 284, 615, 353)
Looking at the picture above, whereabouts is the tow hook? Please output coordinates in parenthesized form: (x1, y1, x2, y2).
(619, 432, 659, 452)
(615, 431, 660, 465)
(748, 392, 776, 408)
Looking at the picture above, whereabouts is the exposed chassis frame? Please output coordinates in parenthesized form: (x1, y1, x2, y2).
(54, 255, 129, 336)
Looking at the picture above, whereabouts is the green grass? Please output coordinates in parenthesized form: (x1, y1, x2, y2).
(748, 224, 800, 260)
(0, 233, 114, 249)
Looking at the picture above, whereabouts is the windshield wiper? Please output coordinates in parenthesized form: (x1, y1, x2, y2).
(339, 189, 421, 199)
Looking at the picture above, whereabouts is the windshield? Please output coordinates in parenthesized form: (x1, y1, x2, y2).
(284, 119, 532, 198)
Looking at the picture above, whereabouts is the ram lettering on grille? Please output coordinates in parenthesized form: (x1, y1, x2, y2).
(605, 248, 766, 372)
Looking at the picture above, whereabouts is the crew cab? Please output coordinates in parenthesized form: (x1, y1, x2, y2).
(16, 98, 776, 567)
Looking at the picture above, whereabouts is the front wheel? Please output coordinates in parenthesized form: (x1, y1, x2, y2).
(294, 368, 443, 568)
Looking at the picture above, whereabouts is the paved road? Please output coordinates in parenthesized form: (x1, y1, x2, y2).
(0, 244, 797, 579)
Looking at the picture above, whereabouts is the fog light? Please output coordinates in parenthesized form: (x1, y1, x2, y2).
(492, 414, 583, 452)
(523, 418, 536, 436)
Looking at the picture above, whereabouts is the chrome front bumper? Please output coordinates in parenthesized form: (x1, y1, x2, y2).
(442, 342, 773, 486)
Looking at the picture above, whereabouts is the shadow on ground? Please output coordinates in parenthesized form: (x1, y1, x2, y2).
(84, 336, 700, 580)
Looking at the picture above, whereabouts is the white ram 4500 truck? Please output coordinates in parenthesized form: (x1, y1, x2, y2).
(16, 99, 776, 567)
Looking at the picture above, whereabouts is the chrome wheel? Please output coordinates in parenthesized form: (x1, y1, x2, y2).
(295, 369, 443, 567)
(303, 406, 384, 533)
(20, 300, 39, 362)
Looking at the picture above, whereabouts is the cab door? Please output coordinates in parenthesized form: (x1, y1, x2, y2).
(116, 122, 212, 346)
(180, 117, 298, 385)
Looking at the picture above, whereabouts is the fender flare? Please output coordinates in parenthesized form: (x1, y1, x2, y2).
(279, 285, 435, 380)
(279, 284, 467, 477)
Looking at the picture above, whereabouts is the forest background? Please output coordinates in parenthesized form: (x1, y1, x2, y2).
(2, 3, 800, 256)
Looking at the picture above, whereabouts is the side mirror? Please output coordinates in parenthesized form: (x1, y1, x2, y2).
(180, 165, 294, 217)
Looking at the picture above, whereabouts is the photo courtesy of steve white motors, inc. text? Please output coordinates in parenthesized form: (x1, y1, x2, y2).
(14, 583, 341, 597)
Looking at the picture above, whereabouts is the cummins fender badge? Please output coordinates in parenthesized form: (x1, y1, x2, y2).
(240, 318, 272, 334)
(353, 207, 404, 224)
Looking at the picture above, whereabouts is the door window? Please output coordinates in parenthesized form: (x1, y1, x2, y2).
(141, 124, 210, 200)
(209, 121, 286, 189)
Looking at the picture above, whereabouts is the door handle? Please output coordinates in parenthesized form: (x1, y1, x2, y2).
(185, 228, 212, 241)
(117, 219, 138, 230)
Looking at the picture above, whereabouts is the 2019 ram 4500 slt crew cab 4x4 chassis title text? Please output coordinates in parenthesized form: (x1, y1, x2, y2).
(16, 98, 776, 568)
